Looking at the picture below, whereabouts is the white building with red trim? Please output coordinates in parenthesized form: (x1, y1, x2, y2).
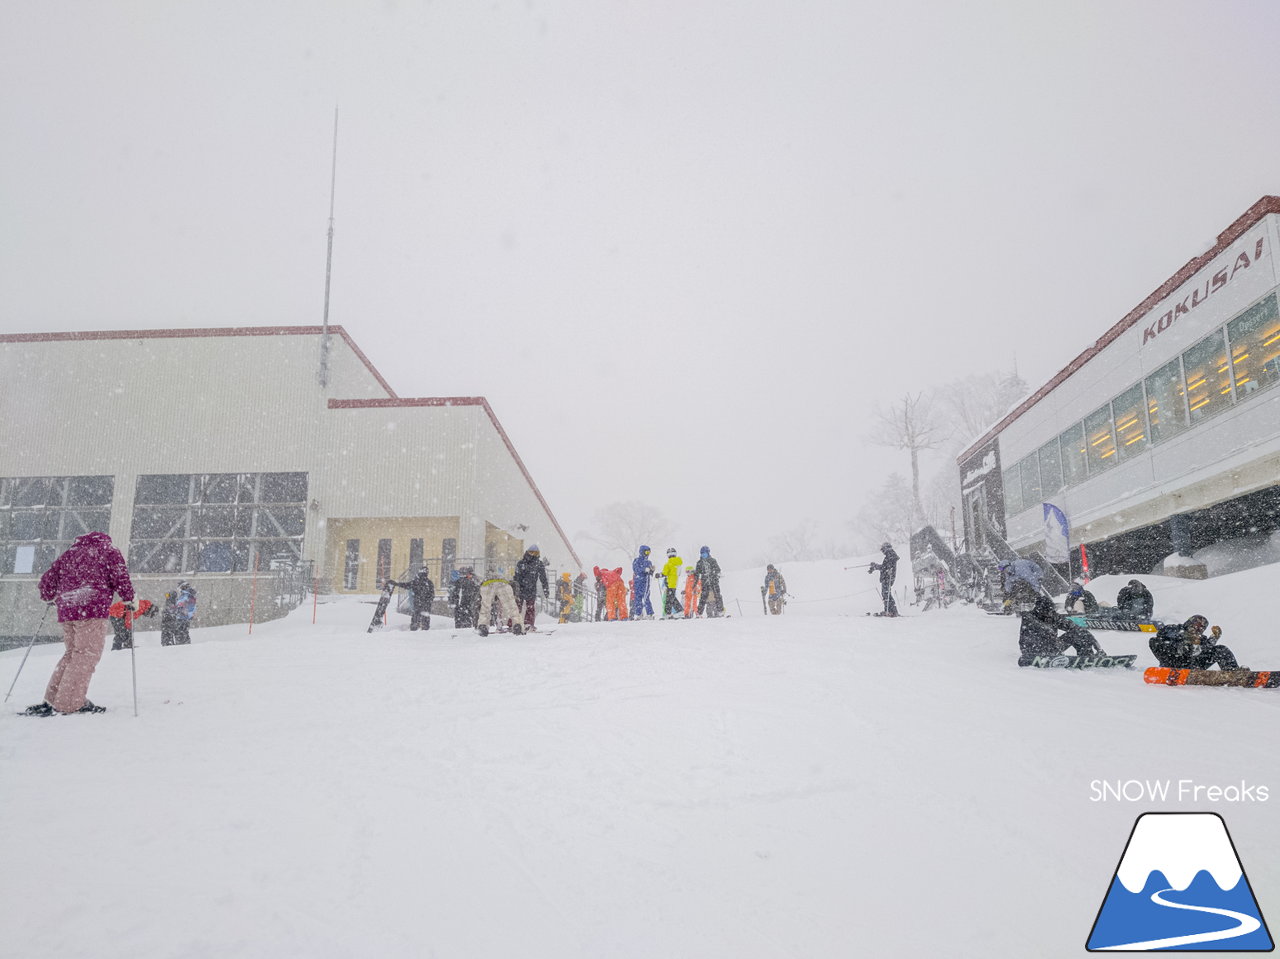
(957, 196, 1280, 577)
(0, 325, 580, 633)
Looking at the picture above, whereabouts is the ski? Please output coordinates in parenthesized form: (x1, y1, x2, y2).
(1027, 653, 1137, 669)
(1144, 667, 1280, 688)
(1065, 613, 1160, 632)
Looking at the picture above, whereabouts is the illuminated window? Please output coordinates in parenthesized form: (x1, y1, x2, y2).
(1083, 404, 1117, 474)
(1226, 293, 1280, 402)
(1112, 382, 1149, 462)
(1058, 423, 1087, 486)
(1144, 357, 1189, 444)
(1002, 467, 1022, 516)
(1182, 330, 1231, 424)
(1038, 439, 1063, 495)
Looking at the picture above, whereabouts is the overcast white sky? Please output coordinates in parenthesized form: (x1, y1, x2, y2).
(3, 0, 1279, 568)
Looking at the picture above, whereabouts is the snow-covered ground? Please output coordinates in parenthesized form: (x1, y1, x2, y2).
(3, 557, 1278, 958)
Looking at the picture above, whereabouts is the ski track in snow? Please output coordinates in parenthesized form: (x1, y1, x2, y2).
(2, 559, 1278, 958)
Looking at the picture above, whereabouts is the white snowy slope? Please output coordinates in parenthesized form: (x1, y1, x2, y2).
(2, 558, 1278, 959)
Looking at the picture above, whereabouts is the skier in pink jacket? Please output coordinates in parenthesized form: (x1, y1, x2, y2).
(25, 531, 136, 716)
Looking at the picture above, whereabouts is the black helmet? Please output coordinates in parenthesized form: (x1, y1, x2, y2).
(1186, 614, 1209, 632)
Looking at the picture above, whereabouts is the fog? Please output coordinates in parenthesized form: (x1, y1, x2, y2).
(3, 0, 1279, 568)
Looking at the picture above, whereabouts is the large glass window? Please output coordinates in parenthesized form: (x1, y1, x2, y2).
(1183, 330, 1232, 424)
(1084, 404, 1117, 474)
(0, 476, 114, 574)
(129, 472, 308, 574)
(1002, 467, 1022, 516)
(1059, 423, 1087, 486)
(1111, 382, 1149, 462)
(1144, 357, 1189, 444)
(1020, 456, 1042, 507)
(1037, 439, 1063, 495)
(1227, 293, 1280, 401)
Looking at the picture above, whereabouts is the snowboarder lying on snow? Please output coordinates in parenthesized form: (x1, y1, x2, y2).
(1018, 596, 1104, 666)
(1149, 615, 1241, 671)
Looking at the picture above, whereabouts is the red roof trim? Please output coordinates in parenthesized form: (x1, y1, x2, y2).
(0, 325, 399, 399)
(958, 195, 1280, 464)
(326, 396, 583, 568)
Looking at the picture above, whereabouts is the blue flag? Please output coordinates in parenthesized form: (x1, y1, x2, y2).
(1042, 503, 1069, 563)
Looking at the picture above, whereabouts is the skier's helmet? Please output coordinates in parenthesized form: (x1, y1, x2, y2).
(666, 548, 677, 557)
(767, 564, 775, 571)
(1068, 584, 1083, 597)
(1186, 614, 1209, 632)
(1129, 579, 1143, 587)
(526, 544, 540, 556)
(700, 546, 710, 556)
(881, 542, 892, 551)
(639, 545, 650, 555)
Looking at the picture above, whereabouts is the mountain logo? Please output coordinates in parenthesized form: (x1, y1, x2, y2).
(1087, 812, 1273, 951)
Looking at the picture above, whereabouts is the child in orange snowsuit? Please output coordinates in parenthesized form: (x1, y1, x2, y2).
(682, 567, 700, 619)
(595, 566, 629, 620)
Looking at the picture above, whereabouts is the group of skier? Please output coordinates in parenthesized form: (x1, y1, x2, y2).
(593, 545, 726, 621)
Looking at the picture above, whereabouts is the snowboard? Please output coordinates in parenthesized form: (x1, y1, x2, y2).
(866, 612, 901, 617)
(367, 584, 395, 633)
(1065, 613, 1160, 633)
(1144, 667, 1280, 688)
(1025, 653, 1137, 669)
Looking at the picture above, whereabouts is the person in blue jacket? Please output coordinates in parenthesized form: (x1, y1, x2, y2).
(161, 580, 197, 646)
(631, 545, 656, 620)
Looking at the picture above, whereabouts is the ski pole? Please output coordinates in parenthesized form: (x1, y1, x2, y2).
(127, 609, 139, 717)
(843, 563, 872, 570)
(4, 604, 52, 703)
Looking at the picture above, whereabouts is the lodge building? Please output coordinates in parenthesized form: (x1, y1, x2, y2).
(0, 326, 580, 637)
(957, 196, 1280, 577)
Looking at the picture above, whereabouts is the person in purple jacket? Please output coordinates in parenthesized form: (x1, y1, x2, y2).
(24, 531, 136, 716)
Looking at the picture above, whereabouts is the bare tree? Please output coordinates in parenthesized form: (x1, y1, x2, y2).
(585, 501, 675, 565)
(765, 519, 849, 563)
(866, 392, 944, 530)
(850, 473, 915, 550)
(932, 370, 1029, 452)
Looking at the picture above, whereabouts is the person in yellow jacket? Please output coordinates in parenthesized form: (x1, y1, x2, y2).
(556, 572, 574, 623)
(681, 566, 700, 620)
(659, 548, 683, 619)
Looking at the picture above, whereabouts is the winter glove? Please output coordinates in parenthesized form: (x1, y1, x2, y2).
(1209, 625, 1222, 643)
(124, 599, 141, 612)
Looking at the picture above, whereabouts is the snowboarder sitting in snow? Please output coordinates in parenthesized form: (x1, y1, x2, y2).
(1064, 582, 1098, 614)
(1018, 596, 1104, 666)
(1149, 615, 1241, 671)
(388, 567, 436, 631)
(1115, 579, 1154, 619)
(868, 543, 899, 617)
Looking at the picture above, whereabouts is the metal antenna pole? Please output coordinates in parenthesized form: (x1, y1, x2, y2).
(318, 107, 339, 388)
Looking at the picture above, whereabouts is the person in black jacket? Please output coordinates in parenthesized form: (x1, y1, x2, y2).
(1064, 583, 1098, 613)
(868, 543, 899, 617)
(694, 546, 724, 617)
(1150, 615, 1241, 670)
(448, 567, 481, 628)
(1115, 579, 1154, 618)
(513, 545, 549, 632)
(388, 567, 435, 631)
(1018, 596, 1104, 665)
